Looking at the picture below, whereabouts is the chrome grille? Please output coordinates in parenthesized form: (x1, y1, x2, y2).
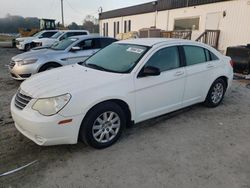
(9, 60, 15, 69)
(15, 90, 32, 110)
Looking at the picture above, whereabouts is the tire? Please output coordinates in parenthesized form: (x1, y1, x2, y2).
(39, 63, 61, 72)
(79, 102, 126, 149)
(24, 44, 31, 51)
(204, 78, 227, 108)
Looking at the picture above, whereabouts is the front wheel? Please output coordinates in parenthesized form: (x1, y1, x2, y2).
(38, 63, 61, 72)
(24, 44, 31, 51)
(204, 78, 227, 108)
(79, 102, 126, 149)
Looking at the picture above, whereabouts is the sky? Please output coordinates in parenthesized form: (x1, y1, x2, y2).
(0, 0, 153, 25)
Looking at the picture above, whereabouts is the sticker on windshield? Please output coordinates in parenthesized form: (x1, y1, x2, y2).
(127, 47, 144, 54)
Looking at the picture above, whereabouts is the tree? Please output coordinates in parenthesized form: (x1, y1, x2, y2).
(82, 15, 99, 33)
(0, 14, 39, 33)
(68, 22, 80, 30)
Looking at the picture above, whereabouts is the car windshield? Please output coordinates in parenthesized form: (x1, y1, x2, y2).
(51, 32, 63, 39)
(83, 43, 148, 73)
(50, 38, 77, 50)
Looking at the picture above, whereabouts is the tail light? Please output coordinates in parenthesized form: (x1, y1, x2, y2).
(230, 60, 234, 68)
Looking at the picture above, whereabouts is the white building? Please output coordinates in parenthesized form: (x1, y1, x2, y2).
(99, 0, 250, 53)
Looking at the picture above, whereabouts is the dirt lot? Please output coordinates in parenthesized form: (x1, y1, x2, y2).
(0, 47, 250, 188)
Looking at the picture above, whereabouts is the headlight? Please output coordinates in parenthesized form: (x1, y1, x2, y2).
(16, 59, 38, 66)
(32, 94, 71, 116)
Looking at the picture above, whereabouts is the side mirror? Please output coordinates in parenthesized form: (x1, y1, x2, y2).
(71, 46, 81, 52)
(138, 66, 161, 77)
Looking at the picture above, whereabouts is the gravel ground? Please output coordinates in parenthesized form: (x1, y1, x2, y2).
(0, 48, 250, 188)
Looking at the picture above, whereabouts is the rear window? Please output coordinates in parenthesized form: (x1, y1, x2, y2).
(100, 38, 118, 48)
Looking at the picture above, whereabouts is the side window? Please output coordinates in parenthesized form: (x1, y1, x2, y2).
(145, 46, 180, 72)
(100, 38, 117, 48)
(205, 49, 210, 61)
(210, 51, 219, 61)
(66, 32, 76, 37)
(183, 46, 206, 66)
(77, 32, 87, 36)
(43, 32, 57, 38)
(76, 39, 94, 50)
(205, 49, 219, 61)
(59, 33, 67, 41)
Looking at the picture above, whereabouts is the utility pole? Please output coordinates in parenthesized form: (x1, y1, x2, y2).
(61, 0, 64, 27)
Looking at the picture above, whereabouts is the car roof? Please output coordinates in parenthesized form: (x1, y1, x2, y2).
(58, 30, 89, 33)
(42, 30, 60, 32)
(117, 38, 200, 47)
(69, 35, 116, 40)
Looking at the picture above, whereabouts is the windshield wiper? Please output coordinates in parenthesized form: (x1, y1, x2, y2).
(85, 63, 107, 71)
(81, 62, 123, 74)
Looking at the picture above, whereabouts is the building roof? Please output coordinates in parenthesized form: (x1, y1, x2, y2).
(99, 0, 232, 20)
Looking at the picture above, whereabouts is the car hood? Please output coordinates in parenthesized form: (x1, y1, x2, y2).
(33, 38, 56, 43)
(16, 37, 36, 42)
(20, 64, 126, 98)
(12, 49, 64, 61)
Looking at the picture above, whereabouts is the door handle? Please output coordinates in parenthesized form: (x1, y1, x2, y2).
(174, 71, 184, 76)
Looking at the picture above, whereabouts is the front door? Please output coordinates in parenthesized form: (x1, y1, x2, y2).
(67, 38, 100, 64)
(134, 46, 186, 122)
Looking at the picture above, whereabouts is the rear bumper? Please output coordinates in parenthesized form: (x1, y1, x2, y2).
(11, 95, 83, 146)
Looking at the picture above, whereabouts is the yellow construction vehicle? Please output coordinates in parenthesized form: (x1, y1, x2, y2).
(19, 19, 57, 37)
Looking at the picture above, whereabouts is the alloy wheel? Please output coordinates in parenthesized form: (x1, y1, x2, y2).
(92, 111, 121, 143)
(211, 83, 224, 104)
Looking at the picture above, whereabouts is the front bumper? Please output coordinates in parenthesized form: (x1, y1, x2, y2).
(11, 95, 83, 146)
(16, 43, 25, 50)
(8, 62, 38, 80)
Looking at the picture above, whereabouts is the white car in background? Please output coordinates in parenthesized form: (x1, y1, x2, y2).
(9, 35, 117, 80)
(11, 38, 233, 149)
(15, 30, 59, 51)
(32, 30, 90, 48)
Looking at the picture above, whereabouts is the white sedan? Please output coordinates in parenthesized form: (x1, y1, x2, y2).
(11, 38, 233, 149)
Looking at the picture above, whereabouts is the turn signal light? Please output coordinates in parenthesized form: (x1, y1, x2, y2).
(58, 119, 73, 125)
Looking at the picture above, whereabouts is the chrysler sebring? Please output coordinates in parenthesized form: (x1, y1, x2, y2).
(11, 38, 233, 149)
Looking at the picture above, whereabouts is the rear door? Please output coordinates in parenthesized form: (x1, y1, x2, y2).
(182, 45, 217, 106)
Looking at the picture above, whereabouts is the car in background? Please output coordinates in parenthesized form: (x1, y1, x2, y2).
(9, 36, 117, 80)
(226, 44, 250, 76)
(15, 30, 59, 51)
(10, 38, 233, 149)
(32, 30, 90, 48)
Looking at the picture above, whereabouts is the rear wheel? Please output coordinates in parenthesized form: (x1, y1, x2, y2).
(79, 102, 126, 149)
(204, 78, 227, 107)
(38, 63, 61, 72)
